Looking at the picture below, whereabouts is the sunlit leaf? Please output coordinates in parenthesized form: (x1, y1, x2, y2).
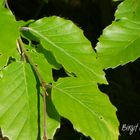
(52, 78, 119, 140)
(115, 0, 140, 21)
(25, 44, 53, 83)
(0, 62, 38, 140)
(22, 16, 107, 84)
(0, 0, 23, 69)
(96, 0, 140, 68)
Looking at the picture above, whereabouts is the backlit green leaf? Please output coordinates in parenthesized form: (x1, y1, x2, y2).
(52, 78, 119, 140)
(115, 0, 140, 21)
(0, 62, 38, 140)
(96, 0, 140, 68)
(25, 44, 53, 83)
(23, 16, 106, 84)
(0, 1, 22, 69)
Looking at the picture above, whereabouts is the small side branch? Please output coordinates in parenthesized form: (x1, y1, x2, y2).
(17, 38, 48, 140)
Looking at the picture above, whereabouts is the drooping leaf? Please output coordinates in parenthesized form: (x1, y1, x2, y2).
(0, 62, 38, 140)
(22, 16, 107, 84)
(52, 78, 119, 140)
(96, 0, 140, 68)
(0, 0, 23, 69)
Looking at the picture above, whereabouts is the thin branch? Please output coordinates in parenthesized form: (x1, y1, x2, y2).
(17, 38, 48, 140)
(4, 0, 12, 12)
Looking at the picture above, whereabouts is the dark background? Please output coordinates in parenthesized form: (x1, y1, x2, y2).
(3, 0, 140, 139)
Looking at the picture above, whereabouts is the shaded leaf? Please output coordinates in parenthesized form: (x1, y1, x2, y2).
(46, 95, 60, 138)
(52, 78, 119, 140)
(23, 16, 106, 84)
(25, 44, 53, 83)
(21, 30, 62, 70)
(42, 0, 48, 3)
(0, 62, 38, 140)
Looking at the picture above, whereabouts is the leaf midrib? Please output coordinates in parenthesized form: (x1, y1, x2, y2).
(53, 84, 115, 137)
(28, 27, 101, 79)
(22, 64, 32, 140)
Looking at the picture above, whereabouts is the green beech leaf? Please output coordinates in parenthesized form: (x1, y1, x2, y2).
(22, 16, 106, 84)
(20, 31, 61, 69)
(0, 62, 38, 140)
(45, 95, 60, 138)
(25, 44, 53, 83)
(96, 0, 140, 68)
(52, 78, 119, 140)
(115, 0, 140, 21)
(0, 0, 4, 6)
(0, 0, 22, 69)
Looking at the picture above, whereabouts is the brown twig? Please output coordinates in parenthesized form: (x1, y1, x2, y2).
(17, 38, 48, 140)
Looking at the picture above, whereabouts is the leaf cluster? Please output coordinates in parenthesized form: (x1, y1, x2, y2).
(1, 0, 139, 140)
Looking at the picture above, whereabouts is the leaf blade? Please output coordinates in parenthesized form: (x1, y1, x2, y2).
(0, 2, 23, 69)
(96, 0, 140, 68)
(25, 16, 106, 84)
(52, 78, 119, 140)
(115, 0, 140, 21)
(0, 62, 38, 140)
